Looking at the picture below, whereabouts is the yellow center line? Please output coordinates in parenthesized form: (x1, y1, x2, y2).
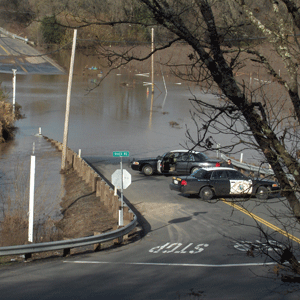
(222, 199, 300, 244)
(0, 44, 10, 55)
(0, 44, 28, 73)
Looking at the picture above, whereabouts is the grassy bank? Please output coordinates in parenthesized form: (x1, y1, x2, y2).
(0, 100, 22, 144)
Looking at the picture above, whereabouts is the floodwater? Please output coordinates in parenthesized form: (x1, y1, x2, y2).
(0, 50, 249, 221)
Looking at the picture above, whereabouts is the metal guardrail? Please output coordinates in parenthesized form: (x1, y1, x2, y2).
(221, 154, 274, 176)
(221, 153, 294, 181)
(0, 27, 28, 43)
(0, 215, 137, 257)
(1, 151, 286, 258)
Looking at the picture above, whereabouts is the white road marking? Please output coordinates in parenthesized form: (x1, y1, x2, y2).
(149, 243, 209, 254)
(63, 260, 278, 267)
(234, 240, 284, 252)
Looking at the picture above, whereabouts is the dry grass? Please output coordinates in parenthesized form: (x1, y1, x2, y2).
(0, 161, 117, 255)
(0, 157, 63, 247)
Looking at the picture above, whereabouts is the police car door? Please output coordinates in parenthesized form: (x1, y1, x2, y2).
(210, 170, 230, 196)
(157, 153, 165, 173)
(227, 170, 253, 194)
(174, 152, 189, 174)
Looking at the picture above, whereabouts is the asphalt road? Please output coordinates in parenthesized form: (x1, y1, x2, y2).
(1, 157, 299, 299)
(0, 35, 64, 74)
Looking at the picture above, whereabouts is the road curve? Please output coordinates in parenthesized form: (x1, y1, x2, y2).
(0, 156, 299, 299)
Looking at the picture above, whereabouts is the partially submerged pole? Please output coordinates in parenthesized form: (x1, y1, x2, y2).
(12, 69, 17, 117)
(151, 28, 154, 94)
(61, 29, 77, 171)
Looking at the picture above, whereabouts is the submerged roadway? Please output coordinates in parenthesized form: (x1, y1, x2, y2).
(0, 34, 64, 74)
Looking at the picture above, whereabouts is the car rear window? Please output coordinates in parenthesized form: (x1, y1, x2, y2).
(193, 169, 211, 179)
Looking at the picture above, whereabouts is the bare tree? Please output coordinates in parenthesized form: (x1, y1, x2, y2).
(25, 0, 300, 280)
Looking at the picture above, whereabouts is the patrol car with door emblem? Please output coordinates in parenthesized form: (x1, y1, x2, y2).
(169, 167, 280, 200)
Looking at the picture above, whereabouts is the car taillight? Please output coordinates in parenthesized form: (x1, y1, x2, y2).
(181, 180, 187, 186)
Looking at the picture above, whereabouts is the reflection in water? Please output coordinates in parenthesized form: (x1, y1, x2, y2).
(149, 92, 154, 128)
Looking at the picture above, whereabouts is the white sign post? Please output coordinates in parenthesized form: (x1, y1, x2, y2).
(28, 143, 36, 242)
(12, 69, 17, 117)
(112, 151, 131, 227)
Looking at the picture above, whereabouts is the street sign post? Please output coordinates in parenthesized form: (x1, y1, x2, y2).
(112, 151, 130, 226)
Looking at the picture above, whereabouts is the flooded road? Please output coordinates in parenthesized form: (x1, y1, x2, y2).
(0, 51, 207, 220)
(0, 50, 248, 221)
(1, 63, 199, 157)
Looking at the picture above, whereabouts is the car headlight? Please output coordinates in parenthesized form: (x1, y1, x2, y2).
(132, 161, 139, 165)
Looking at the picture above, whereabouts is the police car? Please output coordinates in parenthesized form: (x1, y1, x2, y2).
(169, 167, 280, 200)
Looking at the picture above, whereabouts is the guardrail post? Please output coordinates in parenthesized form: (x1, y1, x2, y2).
(81, 161, 87, 181)
(75, 155, 81, 174)
(240, 153, 243, 163)
(84, 165, 90, 184)
(24, 253, 32, 261)
(100, 181, 106, 203)
(86, 165, 91, 184)
(66, 148, 74, 167)
(113, 195, 119, 219)
(96, 178, 102, 197)
(92, 175, 99, 193)
(63, 248, 70, 257)
(94, 231, 102, 251)
(79, 159, 85, 178)
(108, 189, 114, 208)
(103, 184, 110, 206)
(89, 169, 96, 189)
(85, 165, 91, 184)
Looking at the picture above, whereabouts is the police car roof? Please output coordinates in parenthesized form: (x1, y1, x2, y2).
(169, 150, 201, 154)
(201, 167, 236, 171)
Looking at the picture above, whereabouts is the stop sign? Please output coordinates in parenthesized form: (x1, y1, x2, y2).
(111, 169, 132, 189)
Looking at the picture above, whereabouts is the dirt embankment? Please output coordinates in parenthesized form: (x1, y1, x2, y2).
(56, 166, 117, 239)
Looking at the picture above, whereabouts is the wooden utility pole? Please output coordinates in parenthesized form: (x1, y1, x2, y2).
(61, 29, 77, 171)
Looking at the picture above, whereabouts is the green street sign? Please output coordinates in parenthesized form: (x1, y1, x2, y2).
(113, 151, 130, 157)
